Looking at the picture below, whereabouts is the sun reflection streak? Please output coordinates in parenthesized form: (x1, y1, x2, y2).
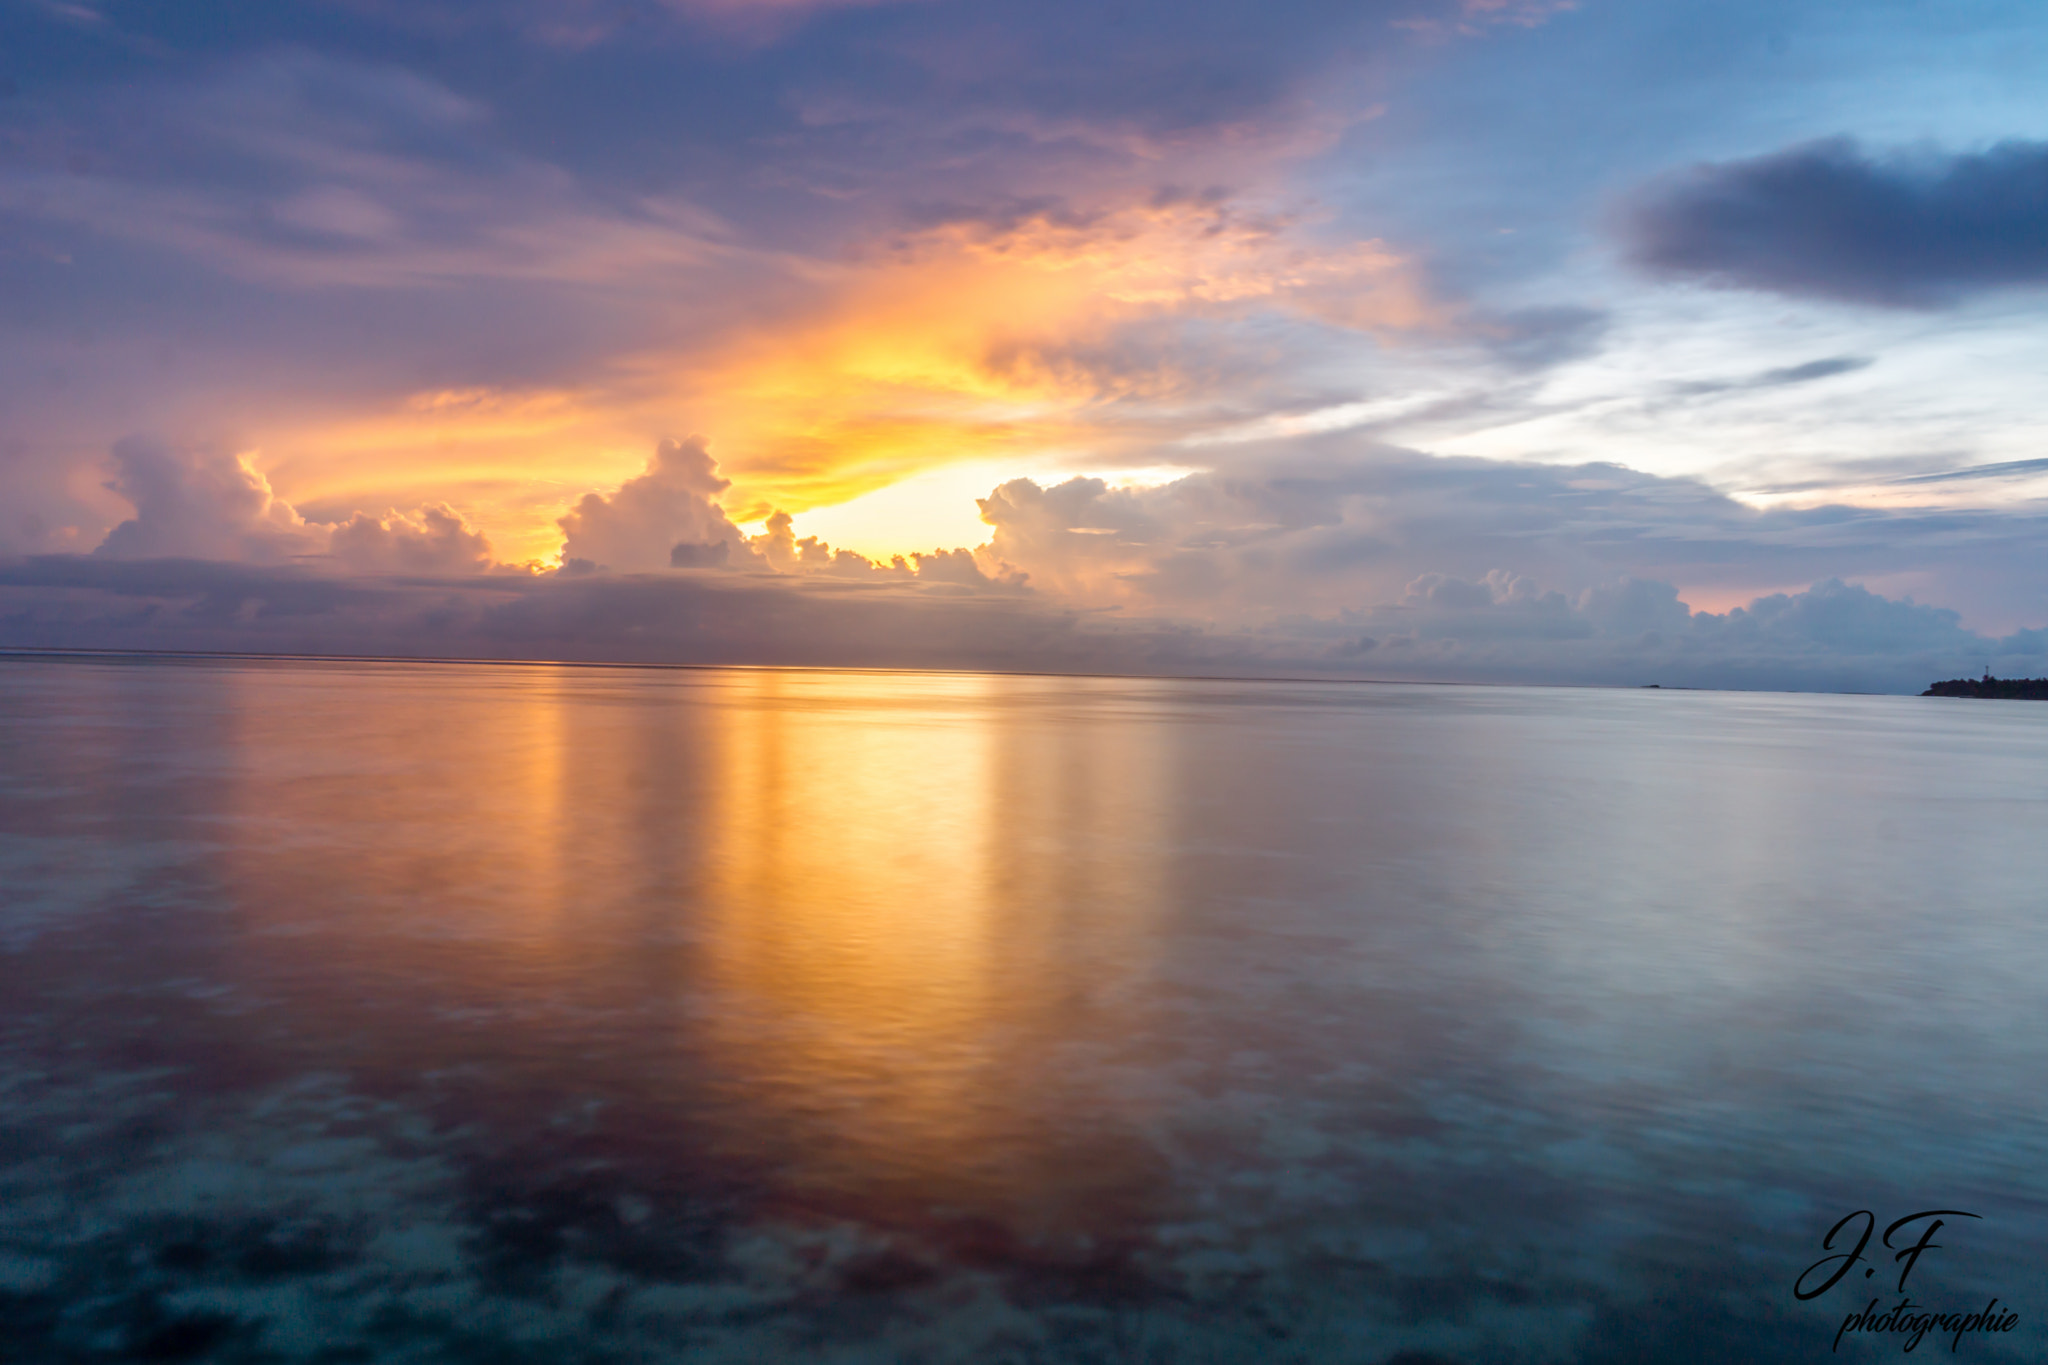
(699, 670, 1004, 1181)
(693, 670, 1177, 1218)
(194, 661, 1182, 1231)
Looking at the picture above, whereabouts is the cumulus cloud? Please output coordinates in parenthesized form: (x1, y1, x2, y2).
(555, 437, 748, 572)
(1576, 575, 1694, 638)
(748, 509, 842, 573)
(1706, 579, 1975, 655)
(1620, 137, 2048, 307)
(83, 434, 503, 574)
(1339, 572, 1970, 657)
(329, 504, 496, 574)
(905, 546, 1026, 590)
(971, 449, 2048, 629)
(0, 443, 124, 557)
(739, 508, 1032, 591)
(1298, 574, 2014, 692)
(1394, 569, 1590, 639)
(14, 435, 2047, 693)
(96, 437, 323, 563)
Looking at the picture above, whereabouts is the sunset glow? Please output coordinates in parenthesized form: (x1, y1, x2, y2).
(3, 0, 2045, 679)
(8, 5, 2048, 1357)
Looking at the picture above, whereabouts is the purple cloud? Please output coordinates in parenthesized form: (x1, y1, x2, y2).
(1620, 138, 2048, 307)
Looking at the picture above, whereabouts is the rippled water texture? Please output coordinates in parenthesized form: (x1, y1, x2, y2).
(2, 656, 2044, 1363)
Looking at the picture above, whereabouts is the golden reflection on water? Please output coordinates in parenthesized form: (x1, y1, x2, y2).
(19, 654, 2048, 1350)
(198, 663, 1178, 1213)
(694, 669, 1174, 1208)
(704, 671, 1002, 1185)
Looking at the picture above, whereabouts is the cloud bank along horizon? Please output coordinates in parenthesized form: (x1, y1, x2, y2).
(2, 0, 2046, 688)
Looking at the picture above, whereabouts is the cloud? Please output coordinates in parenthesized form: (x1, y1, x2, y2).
(1305, 573, 2013, 693)
(328, 503, 496, 574)
(1395, 569, 1591, 638)
(2, 551, 2040, 695)
(1465, 305, 1609, 371)
(0, 26, 1560, 566)
(0, 554, 1091, 673)
(1708, 578, 1973, 655)
(659, 0, 936, 44)
(9, 434, 2045, 693)
(968, 446, 2048, 632)
(0, 41, 1468, 558)
(4, 0, 2040, 705)
(1666, 354, 1872, 399)
(95, 437, 323, 562)
(388, 0, 935, 49)
(1753, 355, 1873, 387)
(656, 194, 1446, 525)
(1619, 137, 2048, 307)
(1, 556, 382, 628)
(1888, 457, 2048, 487)
(738, 506, 1031, 591)
(61, 432, 2048, 652)
(0, 442, 125, 557)
(1357, 572, 1977, 659)
(0, 49, 745, 291)
(555, 437, 749, 572)
(1314, 572, 1982, 668)
(1396, 0, 1578, 39)
(912, 198, 1427, 325)
(84, 434, 505, 574)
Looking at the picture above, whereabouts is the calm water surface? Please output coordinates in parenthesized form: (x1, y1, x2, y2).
(1, 656, 2044, 1363)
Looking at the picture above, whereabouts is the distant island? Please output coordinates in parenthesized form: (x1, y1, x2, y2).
(1923, 673, 2048, 699)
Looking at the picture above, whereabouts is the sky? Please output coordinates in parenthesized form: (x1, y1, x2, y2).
(2, 0, 2045, 689)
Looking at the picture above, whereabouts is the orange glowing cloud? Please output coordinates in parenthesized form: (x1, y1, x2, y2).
(247, 197, 1443, 564)
(255, 387, 649, 566)
(664, 198, 1443, 527)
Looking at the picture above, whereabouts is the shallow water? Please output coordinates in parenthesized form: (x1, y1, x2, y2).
(1, 655, 2044, 1363)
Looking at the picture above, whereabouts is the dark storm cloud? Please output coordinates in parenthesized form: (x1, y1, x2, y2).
(1620, 137, 2048, 307)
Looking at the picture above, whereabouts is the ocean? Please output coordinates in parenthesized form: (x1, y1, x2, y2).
(2, 654, 2043, 1363)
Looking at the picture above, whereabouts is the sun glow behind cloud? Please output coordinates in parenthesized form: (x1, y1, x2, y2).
(782, 457, 1204, 560)
(257, 387, 647, 566)
(245, 198, 1437, 564)
(660, 201, 1436, 537)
